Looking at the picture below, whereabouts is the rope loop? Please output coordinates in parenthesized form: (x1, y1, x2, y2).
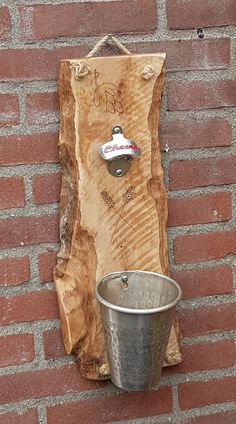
(72, 36, 156, 82)
(71, 62, 91, 80)
(87, 34, 131, 57)
(141, 65, 155, 80)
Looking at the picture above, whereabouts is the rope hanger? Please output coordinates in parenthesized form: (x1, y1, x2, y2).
(87, 34, 131, 57)
(72, 35, 154, 81)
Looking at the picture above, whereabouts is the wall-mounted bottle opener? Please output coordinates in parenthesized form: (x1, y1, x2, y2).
(56, 50, 182, 381)
(99, 125, 141, 177)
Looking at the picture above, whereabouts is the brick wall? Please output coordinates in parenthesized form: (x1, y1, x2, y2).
(0, 1, 235, 423)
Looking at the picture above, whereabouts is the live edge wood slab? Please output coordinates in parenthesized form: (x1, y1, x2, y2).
(54, 53, 182, 380)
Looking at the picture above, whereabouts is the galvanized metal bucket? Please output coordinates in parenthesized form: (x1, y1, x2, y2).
(95, 270, 182, 391)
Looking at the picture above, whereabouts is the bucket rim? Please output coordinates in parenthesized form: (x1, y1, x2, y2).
(95, 270, 182, 315)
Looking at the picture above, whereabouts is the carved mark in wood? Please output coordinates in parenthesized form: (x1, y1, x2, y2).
(94, 70, 124, 114)
(100, 190, 135, 234)
(110, 185, 136, 244)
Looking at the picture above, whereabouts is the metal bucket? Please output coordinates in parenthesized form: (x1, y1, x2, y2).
(95, 270, 182, 391)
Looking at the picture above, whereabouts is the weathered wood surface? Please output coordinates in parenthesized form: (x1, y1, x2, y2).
(54, 53, 182, 380)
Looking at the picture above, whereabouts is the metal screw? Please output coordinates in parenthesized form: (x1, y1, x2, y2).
(121, 274, 129, 290)
(116, 169, 123, 176)
(122, 274, 128, 283)
(113, 126, 122, 134)
(197, 28, 204, 39)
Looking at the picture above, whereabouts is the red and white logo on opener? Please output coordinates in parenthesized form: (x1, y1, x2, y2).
(99, 132, 141, 161)
(104, 143, 140, 153)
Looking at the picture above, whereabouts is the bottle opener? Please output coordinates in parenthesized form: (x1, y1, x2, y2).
(99, 125, 141, 177)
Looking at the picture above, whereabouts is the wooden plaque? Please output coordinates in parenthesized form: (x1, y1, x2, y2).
(54, 53, 181, 380)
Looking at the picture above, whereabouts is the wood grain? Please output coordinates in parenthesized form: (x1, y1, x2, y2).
(54, 54, 182, 380)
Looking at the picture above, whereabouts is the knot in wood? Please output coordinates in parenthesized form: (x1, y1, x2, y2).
(142, 64, 155, 80)
(72, 62, 91, 80)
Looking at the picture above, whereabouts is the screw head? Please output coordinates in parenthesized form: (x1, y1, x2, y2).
(116, 168, 123, 176)
(197, 28, 204, 39)
(121, 274, 129, 290)
(112, 125, 122, 134)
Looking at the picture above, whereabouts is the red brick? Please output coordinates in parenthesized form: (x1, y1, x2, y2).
(167, 0, 236, 29)
(169, 156, 236, 190)
(43, 328, 66, 359)
(0, 333, 35, 367)
(0, 256, 30, 286)
(184, 410, 236, 424)
(47, 386, 172, 423)
(160, 118, 231, 150)
(179, 303, 236, 337)
(0, 132, 59, 166)
(26, 92, 59, 126)
(0, 410, 38, 424)
(172, 265, 233, 299)
(168, 80, 236, 111)
(0, 7, 11, 40)
(0, 291, 59, 325)
(38, 251, 58, 283)
(0, 214, 59, 249)
(174, 229, 236, 263)
(0, 177, 25, 210)
(179, 376, 236, 410)
(0, 94, 19, 127)
(168, 192, 231, 227)
(19, 1, 156, 40)
(0, 47, 86, 81)
(130, 39, 230, 71)
(0, 364, 103, 404)
(167, 339, 235, 373)
(33, 173, 61, 205)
